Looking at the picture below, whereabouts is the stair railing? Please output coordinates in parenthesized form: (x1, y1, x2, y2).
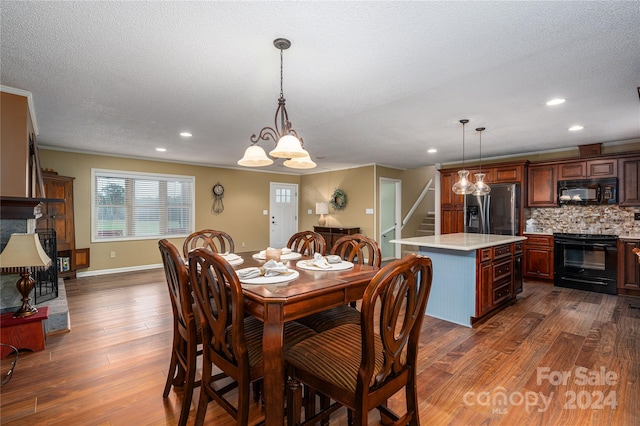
(401, 179, 434, 230)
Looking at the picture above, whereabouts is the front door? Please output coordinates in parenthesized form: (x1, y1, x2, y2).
(269, 182, 298, 248)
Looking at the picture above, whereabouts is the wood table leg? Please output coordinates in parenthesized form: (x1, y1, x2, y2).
(261, 303, 285, 426)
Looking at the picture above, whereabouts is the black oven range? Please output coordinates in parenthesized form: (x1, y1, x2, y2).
(553, 233, 618, 295)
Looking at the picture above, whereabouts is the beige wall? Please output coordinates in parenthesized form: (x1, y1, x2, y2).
(37, 149, 440, 274)
(39, 149, 299, 272)
(299, 166, 376, 238)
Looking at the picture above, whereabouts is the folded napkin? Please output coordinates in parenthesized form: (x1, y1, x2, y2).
(236, 260, 293, 279)
(307, 252, 332, 269)
(220, 252, 241, 262)
(258, 247, 292, 256)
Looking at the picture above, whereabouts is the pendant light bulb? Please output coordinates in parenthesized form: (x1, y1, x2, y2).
(452, 119, 477, 195)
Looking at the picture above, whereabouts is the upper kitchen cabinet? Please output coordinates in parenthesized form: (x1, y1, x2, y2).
(527, 164, 557, 207)
(558, 159, 617, 179)
(493, 162, 525, 183)
(619, 156, 640, 206)
(440, 170, 465, 234)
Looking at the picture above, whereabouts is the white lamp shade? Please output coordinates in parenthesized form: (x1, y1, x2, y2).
(283, 153, 317, 169)
(269, 134, 308, 159)
(315, 202, 329, 215)
(0, 233, 52, 268)
(238, 145, 274, 167)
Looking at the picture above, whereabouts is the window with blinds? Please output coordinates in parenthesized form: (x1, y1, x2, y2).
(91, 169, 195, 242)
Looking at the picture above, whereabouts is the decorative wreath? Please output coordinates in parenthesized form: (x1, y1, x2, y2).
(330, 188, 347, 210)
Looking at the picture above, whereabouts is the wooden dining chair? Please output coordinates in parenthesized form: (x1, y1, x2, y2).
(298, 234, 382, 334)
(287, 231, 327, 256)
(183, 229, 235, 258)
(187, 248, 317, 425)
(286, 253, 433, 426)
(158, 239, 202, 426)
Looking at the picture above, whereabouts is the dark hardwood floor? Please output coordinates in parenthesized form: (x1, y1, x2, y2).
(1, 270, 638, 425)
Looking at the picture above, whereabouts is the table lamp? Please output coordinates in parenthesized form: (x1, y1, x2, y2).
(315, 202, 329, 226)
(0, 233, 52, 318)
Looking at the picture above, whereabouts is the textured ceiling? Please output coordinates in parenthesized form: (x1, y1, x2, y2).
(1, 1, 639, 174)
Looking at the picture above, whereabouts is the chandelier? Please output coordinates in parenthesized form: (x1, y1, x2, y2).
(452, 119, 477, 195)
(473, 127, 491, 195)
(238, 38, 316, 169)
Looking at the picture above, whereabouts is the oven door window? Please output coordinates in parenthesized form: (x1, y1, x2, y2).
(563, 243, 606, 271)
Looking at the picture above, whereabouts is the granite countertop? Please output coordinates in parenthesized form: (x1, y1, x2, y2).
(390, 233, 527, 252)
(619, 234, 640, 240)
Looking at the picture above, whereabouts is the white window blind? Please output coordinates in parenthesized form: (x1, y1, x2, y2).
(92, 169, 195, 242)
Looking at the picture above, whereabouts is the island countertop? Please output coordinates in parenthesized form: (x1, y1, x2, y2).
(390, 233, 527, 251)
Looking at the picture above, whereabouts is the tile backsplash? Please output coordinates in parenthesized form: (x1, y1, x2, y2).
(525, 205, 640, 235)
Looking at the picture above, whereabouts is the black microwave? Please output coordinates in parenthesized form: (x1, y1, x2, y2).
(557, 178, 617, 205)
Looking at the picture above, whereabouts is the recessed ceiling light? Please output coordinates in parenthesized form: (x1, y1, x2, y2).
(427, 148, 437, 153)
(156, 147, 167, 152)
(546, 98, 566, 106)
(180, 132, 192, 137)
(568, 125, 584, 131)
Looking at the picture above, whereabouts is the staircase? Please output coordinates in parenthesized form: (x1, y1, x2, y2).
(402, 212, 435, 256)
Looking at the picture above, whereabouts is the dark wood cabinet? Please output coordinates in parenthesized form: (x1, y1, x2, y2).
(440, 171, 465, 234)
(527, 165, 557, 207)
(558, 159, 617, 179)
(493, 164, 524, 183)
(619, 157, 640, 206)
(36, 171, 89, 279)
(313, 226, 360, 251)
(523, 234, 554, 281)
(37, 172, 75, 251)
(475, 243, 517, 321)
(617, 239, 640, 297)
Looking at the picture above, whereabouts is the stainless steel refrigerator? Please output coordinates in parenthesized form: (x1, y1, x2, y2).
(464, 183, 520, 235)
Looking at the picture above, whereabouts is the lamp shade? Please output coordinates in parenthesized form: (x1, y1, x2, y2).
(269, 134, 308, 159)
(283, 153, 317, 169)
(237, 145, 274, 167)
(315, 202, 329, 215)
(0, 233, 51, 269)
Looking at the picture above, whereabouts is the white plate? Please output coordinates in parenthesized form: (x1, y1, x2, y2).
(221, 254, 244, 266)
(296, 260, 354, 271)
(238, 269, 299, 285)
(252, 252, 303, 261)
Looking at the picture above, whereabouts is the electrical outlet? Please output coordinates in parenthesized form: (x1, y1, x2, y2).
(635, 212, 640, 220)
(110, 251, 116, 258)
(242, 241, 246, 247)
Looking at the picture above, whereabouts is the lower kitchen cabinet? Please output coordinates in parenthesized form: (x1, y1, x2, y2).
(618, 239, 640, 297)
(523, 234, 554, 281)
(475, 243, 516, 320)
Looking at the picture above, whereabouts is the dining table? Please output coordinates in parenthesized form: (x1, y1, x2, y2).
(229, 250, 379, 425)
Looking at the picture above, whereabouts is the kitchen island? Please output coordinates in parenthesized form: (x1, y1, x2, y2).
(390, 233, 527, 327)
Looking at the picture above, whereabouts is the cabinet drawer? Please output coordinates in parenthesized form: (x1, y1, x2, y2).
(514, 242, 523, 253)
(479, 248, 492, 262)
(493, 244, 513, 259)
(493, 282, 512, 304)
(525, 235, 553, 246)
(493, 259, 512, 281)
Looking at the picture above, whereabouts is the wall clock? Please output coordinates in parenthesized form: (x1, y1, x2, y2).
(212, 183, 224, 214)
(330, 188, 347, 210)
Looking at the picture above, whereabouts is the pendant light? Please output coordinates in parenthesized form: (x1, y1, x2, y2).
(452, 119, 477, 195)
(238, 38, 315, 169)
(473, 127, 491, 195)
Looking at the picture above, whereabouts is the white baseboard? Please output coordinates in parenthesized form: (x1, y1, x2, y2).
(76, 263, 163, 278)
